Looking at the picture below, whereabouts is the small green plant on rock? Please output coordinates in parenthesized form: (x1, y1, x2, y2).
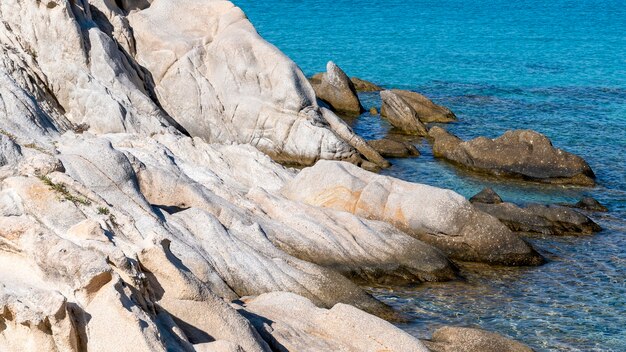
(39, 176, 91, 206)
(97, 207, 110, 215)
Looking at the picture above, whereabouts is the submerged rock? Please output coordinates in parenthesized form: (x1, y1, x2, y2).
(430, 127, 596, 186)
(309, 61, 364, 114)
(387, 89, 457, 123)
(367, 139, 420, 158)
(380, 90, 430, 135)
(423, 326, 534, 352)
(350, 77, 383, 92)
(471, 188, 601, 235)
(282, 160, 545, 266)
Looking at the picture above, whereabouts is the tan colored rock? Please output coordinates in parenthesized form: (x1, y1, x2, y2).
(367, 138, 420, 158)
(430, 127, 596, 186)
(380, 90, 429, 135)
(351, 77, 383, 92)
(309, 61, 364, 114)
(240, 292, 430, 352)
(390, 89, 457, 123)
(282, 160, 544, 266)
(423, 326, 534, 352)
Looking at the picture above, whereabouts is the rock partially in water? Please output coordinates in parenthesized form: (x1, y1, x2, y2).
(469, 187, 502, 204)
(423, 326, 534, 352)
(388, 89, 457, 123)
(239, 292, 430, 352)
(309, 61, 364, 114)
(430, 127, 596, 186)
(380, 90, 429, 135)
(350, 77, 383, 92)
(367, 139, 420, 158)
(369, 106, 379, 115)
(282, 160, 545, 266)
(471, 189, 602, 236)
(559, 197, 609, 212)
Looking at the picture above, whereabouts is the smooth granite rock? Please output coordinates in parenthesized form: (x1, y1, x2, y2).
(239, 292, 430, 352)
(430, 127, 596, 186)
(309, 61, 364, 114)
(282, 160, 544, 266)
(559, 197, 609, 212)
(387, 89, 457, 123)
(380, 90, 429, 135)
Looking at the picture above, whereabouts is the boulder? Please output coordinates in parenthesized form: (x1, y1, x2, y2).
(380, 90, 429, 135)
(471, 189, 601, 235)
(350, 77, 383, 92)
(369, 107, 379, 115)
(282, 160, 544, 266)
(388, 89, 457, 123)
(469, 187, 502, 204)
(309, 61, 364, 114)
(239, 292, 430, 352)
(367, 139, 420, 158)
(559, 197, 608, 212)
(430, 127, 596, 186)
(423, 326, 534, 352)
(128, 4, 360, 165)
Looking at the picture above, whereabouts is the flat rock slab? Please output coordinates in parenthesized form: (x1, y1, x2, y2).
(430, 127, 596, 186)
(388, 89, 457, 123)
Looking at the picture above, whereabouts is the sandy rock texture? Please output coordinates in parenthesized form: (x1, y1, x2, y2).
(430, 127, 595, 186)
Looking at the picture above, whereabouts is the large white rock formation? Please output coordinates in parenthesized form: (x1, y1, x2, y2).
(0, 0, 540, 350)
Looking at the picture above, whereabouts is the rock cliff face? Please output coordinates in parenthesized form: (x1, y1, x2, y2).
(0, 1, 539, 351)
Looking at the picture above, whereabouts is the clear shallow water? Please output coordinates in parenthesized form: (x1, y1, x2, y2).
(235, 1, 626, 350)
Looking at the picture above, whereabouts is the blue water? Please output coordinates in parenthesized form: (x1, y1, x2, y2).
(235, 1, 626, 351)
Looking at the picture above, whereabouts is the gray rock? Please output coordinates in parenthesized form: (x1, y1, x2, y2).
(559, 197, 609, 212)
(309, 61, 364, 114)
(430, 127, 596, 186)
(380, 90, 429, 135)
(469, 188, 503, 204)
(423, 326, 534, 352)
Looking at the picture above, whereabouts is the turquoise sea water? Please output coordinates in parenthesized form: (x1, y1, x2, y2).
(235, 1, 626, 351)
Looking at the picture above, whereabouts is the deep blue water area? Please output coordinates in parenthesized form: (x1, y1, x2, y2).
(235, 1, 626, 350)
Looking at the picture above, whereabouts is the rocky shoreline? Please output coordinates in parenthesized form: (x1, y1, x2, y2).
(0, 1, 604, 351)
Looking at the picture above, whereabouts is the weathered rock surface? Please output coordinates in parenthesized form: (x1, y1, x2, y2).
(470, 189, 601, 236)
(367, 138, 420, 158)
(350, 77, 383, 92)
(380, 90, 429, 135)
(282, 160, 544, 266)
(469, 187, 503, 204)
(387, 89, 457, 123)
(239, 292, 430, 352)
(430, 127, 596, 186)
(559, 197, 609, 212)
(309, 61, 364, 114)
(423, 326, 534, 352)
